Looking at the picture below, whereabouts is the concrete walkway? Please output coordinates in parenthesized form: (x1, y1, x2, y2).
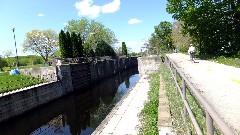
(92, 75, 150, 135)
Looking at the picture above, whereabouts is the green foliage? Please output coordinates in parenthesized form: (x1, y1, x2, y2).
(64, 18, 117, 50)
(71, 32, 78, 57)
(198, 55, 240, 68)
(95, 40, 116, 57)
(22, 29, 59, 63)
(160, 64, 222, 134)
(59, 30, 68, 58)
(122, 42, 128, 56)
(139, 74, 159, 135)
(166, 0, 240, 56)
(0, 57, 7, 71)
(66, 31, 73, 58)
(149, 21, 174, 52)
(2, 56, 44, 70)
(0, 73, 44, 93)
(160, 64, 186, 134)
(83, 42, 95, 57)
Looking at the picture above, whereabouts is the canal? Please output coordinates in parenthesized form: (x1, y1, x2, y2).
(0, 68, 139, 135)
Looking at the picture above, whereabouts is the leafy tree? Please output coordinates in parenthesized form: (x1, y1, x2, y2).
(95, 40, 116, 57)
(122, 42, 128, 56)
(166, 0, 240, 55)
(172, 20, 192, 52)
(149, 21, 174, 52)
(64, 18, 117, 51)
(22, 29, 58, 63)
(0, 56, 7, 71)
(3, 50, 13, 69)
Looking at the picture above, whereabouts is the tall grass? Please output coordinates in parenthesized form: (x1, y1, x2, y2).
(139, 74, 160, 135)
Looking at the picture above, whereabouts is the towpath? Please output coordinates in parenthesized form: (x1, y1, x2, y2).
(167, 53, 240, 134)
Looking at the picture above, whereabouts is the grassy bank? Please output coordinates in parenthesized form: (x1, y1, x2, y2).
(160, 64, 222, 134)
(139, 74, 160, 135)
(0, 72, 45, 94)
(198, 55, 240, 68)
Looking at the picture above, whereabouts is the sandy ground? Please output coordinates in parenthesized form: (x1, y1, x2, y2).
(167, 53, 240, 134)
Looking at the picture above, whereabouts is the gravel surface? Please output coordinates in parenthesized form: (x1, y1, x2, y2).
(167, 53, 240, 134)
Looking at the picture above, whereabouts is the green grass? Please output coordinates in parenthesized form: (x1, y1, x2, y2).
(160, 64, 222, 134)
(198, 55, 240, 68)
(0, 72, 45, 94)
(2, 64, 45, 72)
(139, 74, 160, 135)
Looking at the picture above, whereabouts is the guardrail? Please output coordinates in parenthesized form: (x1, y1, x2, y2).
(165, 55, 236, 135)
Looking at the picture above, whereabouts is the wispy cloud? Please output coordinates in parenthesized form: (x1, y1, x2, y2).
(63, 22, 68, 26)
(101, 0, 120, 13)
(75, 0, 121, 18)
(37, 13, 45, 17)
(128, 18, 143, 24)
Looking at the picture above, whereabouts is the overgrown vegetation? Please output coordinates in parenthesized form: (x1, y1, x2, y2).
(160, 64, 222, 134)
(0, 72, 45, 94)
(139, 74, 159, 135)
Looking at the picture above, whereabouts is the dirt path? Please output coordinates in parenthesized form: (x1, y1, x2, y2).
(167, 53, 240, 134)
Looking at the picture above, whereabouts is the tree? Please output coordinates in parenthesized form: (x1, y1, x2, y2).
(167, 0, 240, 55)
(122, 42, 128, 56)
(83, 42, 95, 57)
(71, 32, 83, 57)
(172, 20, 192, 52)
(0, 56, 7, 71)
(149, 21, 174, 52)
(95, 40, 116, 57)
(22, 29, 58, 63)
(59, 30, 68, 58)
(64, 18, 117, 51)
(3, 50, 13, 69)
(66, 31, 73, 58)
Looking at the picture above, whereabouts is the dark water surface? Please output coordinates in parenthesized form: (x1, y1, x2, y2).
(0, 68, 139, 135)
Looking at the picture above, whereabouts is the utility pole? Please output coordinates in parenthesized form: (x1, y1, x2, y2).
(12, 28, 19, 69)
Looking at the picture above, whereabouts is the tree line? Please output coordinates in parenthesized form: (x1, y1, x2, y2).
(20, 18, 130, 65)
(149, 0, 240, 56)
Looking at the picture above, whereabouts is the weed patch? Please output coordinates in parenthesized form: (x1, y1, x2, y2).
(139, 74, 159, 135)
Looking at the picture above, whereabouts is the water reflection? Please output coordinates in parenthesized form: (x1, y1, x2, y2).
(0, 68, 139, 135)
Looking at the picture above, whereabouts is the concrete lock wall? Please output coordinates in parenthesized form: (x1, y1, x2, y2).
(137, 55, 163, 76)
(89, 57, 137, 82)
(0, 81, 64, 123)
(0, 57, 137, 123)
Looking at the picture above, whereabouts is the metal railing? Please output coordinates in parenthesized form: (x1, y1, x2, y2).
(165, 55, 236, 135)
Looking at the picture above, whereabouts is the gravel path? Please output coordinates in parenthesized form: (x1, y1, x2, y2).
(167, 53, 240, 134)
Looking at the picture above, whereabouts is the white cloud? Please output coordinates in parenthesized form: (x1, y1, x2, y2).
(63, 22, 68, 26)
(37, 13, 45, 17)
(128, 18, 143, 24)
(101, 0, 120, 13)
(75, 0, 101, 18)
(75, 0, 121, 18)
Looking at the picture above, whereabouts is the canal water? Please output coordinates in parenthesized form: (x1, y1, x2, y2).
(0, 68, 139, 135)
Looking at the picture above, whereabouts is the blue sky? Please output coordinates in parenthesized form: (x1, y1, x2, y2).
(0, 0, 173, 56)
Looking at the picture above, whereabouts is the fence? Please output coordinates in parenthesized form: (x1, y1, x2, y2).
(165, 55, 236, 135)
